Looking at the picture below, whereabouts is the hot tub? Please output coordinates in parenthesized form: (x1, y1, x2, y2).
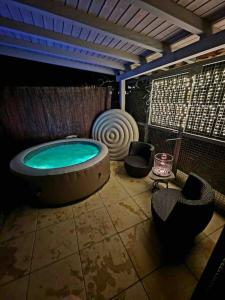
(10, 138, 110, 205)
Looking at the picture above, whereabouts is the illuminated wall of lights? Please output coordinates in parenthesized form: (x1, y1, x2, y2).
(149, 60, 225, 142)
(149, 73, 191, 130)
(185, 62, 225, 140)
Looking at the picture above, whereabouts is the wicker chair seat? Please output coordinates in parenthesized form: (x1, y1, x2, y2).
(151, 173, 214, 240)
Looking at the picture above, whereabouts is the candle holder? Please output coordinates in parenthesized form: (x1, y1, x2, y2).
(152, 153, 173, 177)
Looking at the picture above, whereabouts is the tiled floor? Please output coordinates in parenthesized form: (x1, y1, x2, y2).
(0, 161, 225, 300)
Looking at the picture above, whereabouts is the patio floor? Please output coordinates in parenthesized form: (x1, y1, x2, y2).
(0, 161, 225, 300)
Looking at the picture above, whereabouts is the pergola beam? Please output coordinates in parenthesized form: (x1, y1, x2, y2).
(0, 17, 141, 64)
(0, 45, 115, 75)
(0, 36, 126, 70)
(117, 30, 225, 81)
(13, 0, 164, 52)
(127, 0, 210, 34)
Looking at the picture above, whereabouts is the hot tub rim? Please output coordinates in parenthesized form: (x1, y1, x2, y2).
(10, 138, 109, 177)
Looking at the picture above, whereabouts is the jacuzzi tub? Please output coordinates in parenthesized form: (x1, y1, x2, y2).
(10, 138, 110, 205)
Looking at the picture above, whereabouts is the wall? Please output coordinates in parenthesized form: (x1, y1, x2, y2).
(0, 86, 111, 152)
(126, 61, 225, 195)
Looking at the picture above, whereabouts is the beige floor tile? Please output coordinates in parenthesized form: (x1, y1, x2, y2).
(185, 237, 215, 279)
(28, 254, 86, 300)
(80, 235, 138, 300)
(0, 207, 37, 242)
(118, 177, 152, 197)
(31, 219, 78, 271)
(209, 227, 223, 244)
(75, 207, 116, 250)
(0, 232, 35, 285)
(112, 282, 148, 300)
(168, 182, 181, 190)
(142, 264, 197, 300)
(132, 191, 152, 218)
(106, 197, 147, 232)
(194, 231, 207, 243)
(203, 212, 225, 236)
(120, 220, 163, 278)
(99, 178, 129, 206)
(0, 276, 28, 300)
(73, 193, 103, 217)
(37, 206, 73, 229)
(110, 161, 126, 177)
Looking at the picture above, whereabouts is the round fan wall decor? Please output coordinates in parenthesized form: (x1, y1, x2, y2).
(92, 109, 139, 160)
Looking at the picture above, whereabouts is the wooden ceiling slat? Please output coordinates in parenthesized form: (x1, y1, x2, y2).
(65, 0, 78, 8)
(141, 18, 166, 36)
(43, 15, 54, 30)
(194, 0, 225, 15)
(101, 36, 114, 46)
(133, 14, 157, 33)
(116, 4, 140, 26)
(77, 0, 92, 12)
(0, 1, 11, 18)
(108, 0, 130, 24)
(186, 0, 209, 11)
(32, 11, 44, 27)
(106, 38, 122, 48)
(79, 28, 91, 40)
(20, 7, 33, 24)
(88, 0, 106, 16)
(156, 26, 180, 41)
(62, 21, 73, 35)
(177, 0, 193, 6)
(114, 40, 128, 50)
(131, 47, 145, 55)
(128, 0, 208, 34)
(7, 3, 23, 21)
(14, 0, 163, 51)
(53, 18, 63, 33)
(86, 31, 99, 43)
(94, 32, 107, 44)
(71, 25, 81, 38)
(98, 0, 119, 19)
(148, 22, 175, 38)
(125, 9, 148, 30)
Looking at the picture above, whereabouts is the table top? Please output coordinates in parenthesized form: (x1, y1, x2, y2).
(149, 170, 175, 181)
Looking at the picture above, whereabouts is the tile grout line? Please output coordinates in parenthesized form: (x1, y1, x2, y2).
(73, 209, 88, 299)
(102, 202, 141, 299)
(99, 189, 151, 236)
(26, 211, 38, 300)
(183, 263, 200, 283)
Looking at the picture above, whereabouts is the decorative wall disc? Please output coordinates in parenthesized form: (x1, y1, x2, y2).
(92, 109, 139, 160)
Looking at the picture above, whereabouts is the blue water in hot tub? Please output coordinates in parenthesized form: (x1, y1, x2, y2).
(23, 142, 100, 169)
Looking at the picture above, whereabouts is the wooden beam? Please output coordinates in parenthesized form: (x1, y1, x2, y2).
(117, 30, 225, 81)
(170, 34, 200, 52)
(12, 0, 164, 52)
(0, 45, 115, 75)
(0, 36, 126, 70)
(127, 0, 210, 34)
(0, 17, 140, 64)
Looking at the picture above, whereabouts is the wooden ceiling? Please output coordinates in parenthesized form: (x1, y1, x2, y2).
(0, 0, 224, 79)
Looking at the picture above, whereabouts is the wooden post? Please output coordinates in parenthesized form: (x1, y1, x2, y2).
(119, 80, 126, 110)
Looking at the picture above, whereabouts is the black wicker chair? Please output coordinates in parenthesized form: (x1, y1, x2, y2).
(151, 173, 214, 242)
(124, 142, 155, 178)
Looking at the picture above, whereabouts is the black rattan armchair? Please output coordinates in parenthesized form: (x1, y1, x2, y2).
(124, 142, 155, 178)
(151, 173, 214, 241)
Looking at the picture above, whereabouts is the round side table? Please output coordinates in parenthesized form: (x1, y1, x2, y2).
(149, 170, 175, 191)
